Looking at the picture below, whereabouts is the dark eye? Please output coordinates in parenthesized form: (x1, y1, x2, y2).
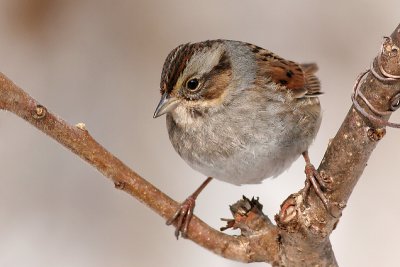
(186, 78, 199, 90)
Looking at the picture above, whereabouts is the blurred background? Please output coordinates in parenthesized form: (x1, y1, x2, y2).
(0, 0, 399, 266)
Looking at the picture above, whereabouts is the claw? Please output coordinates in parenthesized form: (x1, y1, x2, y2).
(166, 177, 212, 239)
(166, 197, 196, 239)
(302, 152, 341, 218)
(304, 163, 330, 210)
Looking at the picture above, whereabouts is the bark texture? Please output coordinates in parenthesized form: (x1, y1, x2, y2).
(1, 24, 400, 267)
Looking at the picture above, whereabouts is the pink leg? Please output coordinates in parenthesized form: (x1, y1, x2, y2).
(302, 151, 340, 217)
(166, 177, 213, 239)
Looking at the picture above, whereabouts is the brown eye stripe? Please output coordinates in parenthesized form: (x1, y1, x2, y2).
(202, 52, 232, 100)
(160, 41, 222, 95)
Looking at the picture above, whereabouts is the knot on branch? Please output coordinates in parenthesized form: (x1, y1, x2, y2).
(32, 104, 46, 119)
(367, 127, 386, 141)
(75, 122, 87, 131)
(276, 193, 344, 240)
(220, 196, 272, 236)
(275, 194, 299, 233)
(114, 181, 126, 190)
(389, 92, 400, 111)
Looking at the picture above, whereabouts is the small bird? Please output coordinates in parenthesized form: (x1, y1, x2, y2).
(154, 40, 327, 238)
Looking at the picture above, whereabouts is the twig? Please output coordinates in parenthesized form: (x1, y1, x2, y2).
(1, 23, 400, 267)
(0, 73, 279, 264)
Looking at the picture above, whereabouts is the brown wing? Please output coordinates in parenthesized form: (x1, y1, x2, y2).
(248, 44, 321, 98)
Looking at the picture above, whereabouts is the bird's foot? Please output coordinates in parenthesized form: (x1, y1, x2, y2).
(166, 177, 213, 239)
(166, 196, 196, 239)
(302, 163, 341, 218)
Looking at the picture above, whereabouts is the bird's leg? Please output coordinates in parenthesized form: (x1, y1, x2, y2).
(301, 151, 339, 217)
(166, 177, 213, 239)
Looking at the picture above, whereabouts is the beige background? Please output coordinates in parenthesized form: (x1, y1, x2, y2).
(0, 0, 399, 266)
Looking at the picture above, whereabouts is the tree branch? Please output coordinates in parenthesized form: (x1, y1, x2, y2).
(275, 24, 400, 266)
(0, 73, 279, 263)
(1, 24, 399, 266)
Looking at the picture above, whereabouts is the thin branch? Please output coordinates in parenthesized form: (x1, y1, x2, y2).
(1, 23, 399, 267)
(0, 73, 279, 263)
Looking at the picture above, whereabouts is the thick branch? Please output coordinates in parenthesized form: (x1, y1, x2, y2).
(1, 23, 400, 267)
(276, 24, 400, 266)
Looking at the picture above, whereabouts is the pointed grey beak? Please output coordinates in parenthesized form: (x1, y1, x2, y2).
(153, 92, 179, 118)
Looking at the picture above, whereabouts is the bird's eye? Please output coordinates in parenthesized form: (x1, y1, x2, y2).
(186, 78, 199, 91)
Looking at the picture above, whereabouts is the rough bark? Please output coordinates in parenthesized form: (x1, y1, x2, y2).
(1, 24, 400, 267)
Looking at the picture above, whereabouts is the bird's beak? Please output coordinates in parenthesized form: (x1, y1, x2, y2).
(153, 92, 179, 118)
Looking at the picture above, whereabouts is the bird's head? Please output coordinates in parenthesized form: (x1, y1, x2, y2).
(153, 40, 232, 121)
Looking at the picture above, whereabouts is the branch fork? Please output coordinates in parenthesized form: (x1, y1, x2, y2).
(1, 23, 400, 267)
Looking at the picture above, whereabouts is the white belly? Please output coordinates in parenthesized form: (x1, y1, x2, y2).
(167, 94, 321, 186)
(186, 140, 306, 185)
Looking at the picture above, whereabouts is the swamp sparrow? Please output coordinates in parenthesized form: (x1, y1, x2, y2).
(154, 40, 328, 238)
